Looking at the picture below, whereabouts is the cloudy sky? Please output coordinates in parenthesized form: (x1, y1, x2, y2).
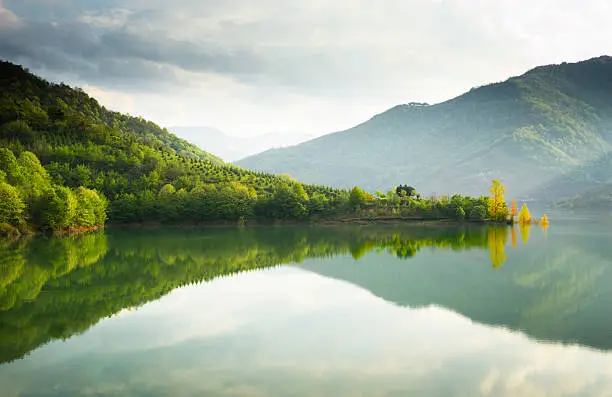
(1, 0, 611, 137)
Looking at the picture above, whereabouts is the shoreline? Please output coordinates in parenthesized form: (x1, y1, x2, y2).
(107, 217, 506, 230)
(2, 218, 510, 240)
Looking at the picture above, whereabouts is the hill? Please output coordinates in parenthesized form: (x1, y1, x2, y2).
(0, 61, 350, 232)
(556, 183, 612, 209)
(170, 126, 314, 162)
(237, 56, 612, 199)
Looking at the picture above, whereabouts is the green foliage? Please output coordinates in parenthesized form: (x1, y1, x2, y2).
(470, 205, 488, 221)
(348, 186, 367, 211)
(396, 185, 417, 198)
(43, 186, 77, 230)
(0, 222, 20, 238)
(0, 182, 24, 225)
(455, 206, 466, 220)
(0, 61, 355, 226)
(0, 148, 106, 232)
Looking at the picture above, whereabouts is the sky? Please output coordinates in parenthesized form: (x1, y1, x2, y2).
(1, 0, 612, 137)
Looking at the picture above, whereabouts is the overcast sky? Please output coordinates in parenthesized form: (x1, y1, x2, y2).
(1, 0, 611, 137)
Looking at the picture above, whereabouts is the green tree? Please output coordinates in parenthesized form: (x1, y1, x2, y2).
(455, 206, 466, 220)
(0, 182, 25, 226)
(348, 186, 367, 211)
(43, 186, 77, 231)
(470, 204, 487, 221)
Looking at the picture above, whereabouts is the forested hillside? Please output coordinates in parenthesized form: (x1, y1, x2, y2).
(0, 61, 352, 231)
(0, 148, 107, 236)
(238, 56, 612, 199)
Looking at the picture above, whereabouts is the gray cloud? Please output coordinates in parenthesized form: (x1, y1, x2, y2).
(1, 0, 611, 135)
(0, 0, 536, 96)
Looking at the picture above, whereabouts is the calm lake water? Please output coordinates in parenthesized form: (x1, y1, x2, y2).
(2, 212, 612, 396)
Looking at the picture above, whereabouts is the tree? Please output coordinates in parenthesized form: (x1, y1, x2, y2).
(73, 187, 107, 227)
(540, 214, 549, 226)
(518, 204, 531, 224)
(470, 204, 487, 221)
(0, 182, 25, 226)
(0, 148, 22, 185)
(348, 186, 367, 211)
(43, 186, 77, 231)
(510, 200, 518, 218)
(455, 206, 466, 220)
(159, 184, 176, 196)
(396, 185, 416, 198)
(488, 180, 508, 221)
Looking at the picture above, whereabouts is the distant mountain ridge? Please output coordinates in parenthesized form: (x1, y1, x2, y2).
(238, 56, 612, 199)
(170, 126, 314, 162)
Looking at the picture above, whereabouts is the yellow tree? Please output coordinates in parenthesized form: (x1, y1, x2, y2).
(517, 203, 531, 224)
(488, 180, 509, 221)
(540, 214, 549, 226)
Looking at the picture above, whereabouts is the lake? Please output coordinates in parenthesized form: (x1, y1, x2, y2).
(2, 212, 612, 396)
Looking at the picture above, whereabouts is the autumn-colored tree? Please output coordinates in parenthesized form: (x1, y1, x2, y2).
(517, 203, 531, 224)
(488, 180, 509, 221)
(540, 214, 549, 226)
(510, 200, 518, 218)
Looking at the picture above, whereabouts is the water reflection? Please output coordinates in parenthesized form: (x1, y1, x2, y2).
(2, 263, 612, 397)
(2, 219, 612, 396)
(0, 221, 598, 367)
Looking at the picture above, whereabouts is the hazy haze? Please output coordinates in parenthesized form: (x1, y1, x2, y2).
(1, 0, 611, 138)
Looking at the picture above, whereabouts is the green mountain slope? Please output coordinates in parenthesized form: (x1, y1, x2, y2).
(557, 183, 612, 209)
(0, 62, 224, 165)
(0, 61, 350, 227)
(237, 56, 612, 198)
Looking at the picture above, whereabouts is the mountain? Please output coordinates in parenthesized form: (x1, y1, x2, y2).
(170, 126, 314, 162)
(237, 56, 612, 199)
(0, 61, 349, 230)
(556, 183, 612, 209)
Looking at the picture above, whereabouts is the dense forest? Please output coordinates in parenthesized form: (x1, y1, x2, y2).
(0, 61, 348, 232)
(0, 148, 107, 236)
(0, 61, 508, 235)
(0, 224, 521, 364)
